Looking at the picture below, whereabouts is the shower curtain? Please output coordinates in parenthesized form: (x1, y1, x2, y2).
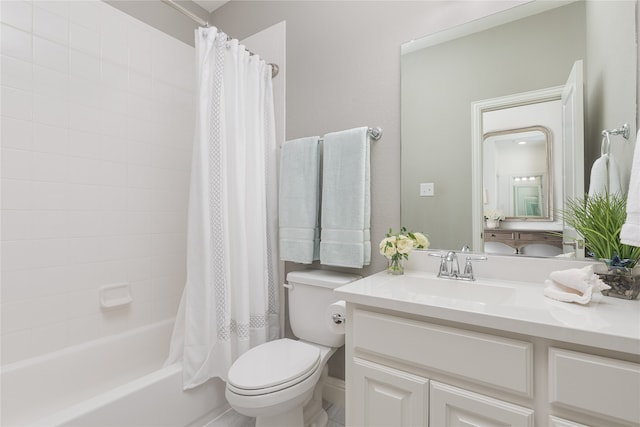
(166, 27, 280, 390)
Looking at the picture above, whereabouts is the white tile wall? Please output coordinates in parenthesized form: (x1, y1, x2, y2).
(1, 0, 195, 364)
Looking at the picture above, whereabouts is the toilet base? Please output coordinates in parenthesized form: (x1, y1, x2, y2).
(253, 365, 330, 427)
(302, 365, 329, 427)
(255, 408, 304, 427)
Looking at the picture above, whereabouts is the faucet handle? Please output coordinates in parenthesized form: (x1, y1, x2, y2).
(438, 257, 449, 277)
(463, 256, 487, 280)
(428, 252, 450, 277)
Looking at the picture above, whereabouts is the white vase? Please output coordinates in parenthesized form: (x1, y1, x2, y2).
(486, 219, 500, 229)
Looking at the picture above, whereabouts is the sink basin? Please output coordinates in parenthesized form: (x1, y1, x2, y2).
(393, 275, 516, 306)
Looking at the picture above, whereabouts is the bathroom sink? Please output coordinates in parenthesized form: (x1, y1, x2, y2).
(393, 275, 516, 306)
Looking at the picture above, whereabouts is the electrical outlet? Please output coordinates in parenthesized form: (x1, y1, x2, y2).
(420, 182, 434, 197)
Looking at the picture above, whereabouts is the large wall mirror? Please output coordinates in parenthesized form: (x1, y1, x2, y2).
(401, 0, 637, 257)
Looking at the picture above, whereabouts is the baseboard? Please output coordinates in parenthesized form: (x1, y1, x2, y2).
(323, 375, 345, 407)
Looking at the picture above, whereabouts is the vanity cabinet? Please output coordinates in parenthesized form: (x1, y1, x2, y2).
(351, 356, 534, 427)
(430, 381, 534, 427)
(351, 358, 428, 426)
(548, 348, 640, 425)
(345, 306, 640, 427)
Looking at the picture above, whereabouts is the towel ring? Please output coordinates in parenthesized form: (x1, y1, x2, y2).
(601, 123, 630, 156)
(601, 133, 611, 156)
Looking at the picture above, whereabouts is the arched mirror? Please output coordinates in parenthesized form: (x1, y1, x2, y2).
(483, 126, 551, 221)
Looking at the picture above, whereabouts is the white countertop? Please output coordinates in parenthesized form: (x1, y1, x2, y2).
(335, 269, 640, 355)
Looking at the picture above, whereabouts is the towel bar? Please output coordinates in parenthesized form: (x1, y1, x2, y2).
(318, 127, 382, 143)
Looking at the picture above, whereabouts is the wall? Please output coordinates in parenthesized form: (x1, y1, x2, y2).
(585, 1, 637, 190)
(210, 0, 520, 278)
(1, 0, 194, 364)
(209, 0, 524, 381)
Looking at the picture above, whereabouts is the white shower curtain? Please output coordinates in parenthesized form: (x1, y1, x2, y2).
(166, 27, 280, 390)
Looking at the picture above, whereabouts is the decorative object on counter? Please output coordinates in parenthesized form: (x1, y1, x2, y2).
(484, 208, 505, 229)
(561, 193, 640, 299)
(596, 256, 640, 300)
(379, 227, 429, 275)
(543, 265, 610, 304)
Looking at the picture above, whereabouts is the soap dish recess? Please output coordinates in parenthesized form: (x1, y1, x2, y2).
(100, 282, 132, 309)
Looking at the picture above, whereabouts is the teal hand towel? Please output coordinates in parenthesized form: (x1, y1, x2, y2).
(279, 136, 321, 263)
(320, 127, 371, 268)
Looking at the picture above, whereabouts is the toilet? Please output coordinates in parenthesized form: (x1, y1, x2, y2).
(225, 269, 360, 427)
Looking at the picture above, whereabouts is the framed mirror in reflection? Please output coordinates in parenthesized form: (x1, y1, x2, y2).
(400, 0, 637, 257)
(483, 126, 551, 221)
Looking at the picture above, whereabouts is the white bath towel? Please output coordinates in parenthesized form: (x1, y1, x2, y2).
(543, 265, 610, 305)
(588, 154, 622, 197)
(621, 131, 640, 246)
(320, 127, 371, 268)
(279, 136, 321, 263)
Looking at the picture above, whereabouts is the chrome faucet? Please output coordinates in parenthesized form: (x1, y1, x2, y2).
(431, 251, 487, 281)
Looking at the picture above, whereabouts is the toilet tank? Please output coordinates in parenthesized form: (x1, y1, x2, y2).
(286, 269, 360, 348)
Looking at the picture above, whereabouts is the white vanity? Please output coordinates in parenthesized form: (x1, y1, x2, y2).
(335, 252, 640, 427)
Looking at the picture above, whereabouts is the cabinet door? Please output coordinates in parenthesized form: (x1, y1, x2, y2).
(351, 358, 428, 427)
(549, 415, 589, 427)
(430, 381, 534, 427)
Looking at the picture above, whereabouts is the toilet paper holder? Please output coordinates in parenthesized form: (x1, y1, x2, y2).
(332, 313, 345, 325)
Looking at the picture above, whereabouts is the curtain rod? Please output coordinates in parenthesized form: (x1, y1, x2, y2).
(160, 0, 280, 78)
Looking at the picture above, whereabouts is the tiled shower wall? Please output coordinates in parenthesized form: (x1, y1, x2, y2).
(1, 0, 195, 364)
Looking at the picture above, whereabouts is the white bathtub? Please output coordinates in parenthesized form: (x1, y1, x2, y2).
(1, 319, 228, 426)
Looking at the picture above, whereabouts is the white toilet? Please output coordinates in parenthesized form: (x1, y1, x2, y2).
(225, 269, 360, 427)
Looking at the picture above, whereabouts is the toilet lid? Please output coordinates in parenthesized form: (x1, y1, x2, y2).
(227, 339, 321, 394)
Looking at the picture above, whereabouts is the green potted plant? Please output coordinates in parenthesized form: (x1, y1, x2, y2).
(562, 193, 640, 299)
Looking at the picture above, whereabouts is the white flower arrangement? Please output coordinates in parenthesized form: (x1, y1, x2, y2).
(483, 209, 505, 221)
(379, 227, 430, 273)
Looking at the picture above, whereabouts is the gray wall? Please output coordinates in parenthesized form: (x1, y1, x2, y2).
(210, 1, 520, 279)
(209, 0, 525, 380)
(585, 1, 637, 188)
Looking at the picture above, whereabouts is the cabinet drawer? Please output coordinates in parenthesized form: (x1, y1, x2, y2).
(518, 232, 559, 242)
(549, 348, 640, 424)
(353, 309, 533, 396)
(486, 231, 515, 240)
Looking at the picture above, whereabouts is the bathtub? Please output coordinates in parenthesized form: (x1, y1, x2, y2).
(1, 319, 228, 426)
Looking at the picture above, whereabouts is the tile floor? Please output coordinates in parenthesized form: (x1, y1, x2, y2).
(208, 400, 345, 427)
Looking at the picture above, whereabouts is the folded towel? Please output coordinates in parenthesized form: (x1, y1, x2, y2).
(621, 130, 640, 246)
(279, 136, 321, 263)
(320, 127, 371, 268)
(543, 265, 610, 304)
(588, 154, 622, 197)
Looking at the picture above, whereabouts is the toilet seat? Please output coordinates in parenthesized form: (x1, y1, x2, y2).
(227, 339, 321, 396)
